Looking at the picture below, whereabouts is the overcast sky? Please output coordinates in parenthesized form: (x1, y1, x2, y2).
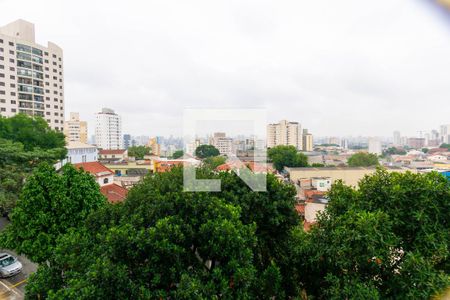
(1, 0, 449, 137)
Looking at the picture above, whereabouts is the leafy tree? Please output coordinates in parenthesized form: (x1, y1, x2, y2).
(422, 148, 429, 153)
(298, 169, 450, 299)
(195, 144, 220, 158)
(347, 152, 379, 167)
(24, 167, 301, 299)
(383, 147, 407, 156)
(172, 149, 184, 159)
(0, 114, 66, 151)
(440, 143, 450, 150)
(0, 163, 107, 264)
(0, 115, 67, 214)
(311, 163, 325, 167)
(127, 145, 151, 159)
(268, 145, 308, 171)
(203, 155, 226, 170)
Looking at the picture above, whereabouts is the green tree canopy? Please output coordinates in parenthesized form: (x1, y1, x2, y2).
(0, 114, 66, 151)
(195, 144, 220, 158)
(297, 169, 450, 299)
(383, 147, 407, 156)
(0, 114, 67, 214)
(172, 149, 184, 159)
(23, 167, 302, 299)
(268, 145, 308, 171)
(127, 145, 151, 159)
(440, 143, 450, 150)
(0, 163, 107, 264)
(347, 152, 379, 167)
(203, 155, 226, 170)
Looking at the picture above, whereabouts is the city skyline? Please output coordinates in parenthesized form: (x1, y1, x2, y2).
(1, 1, 450, 137)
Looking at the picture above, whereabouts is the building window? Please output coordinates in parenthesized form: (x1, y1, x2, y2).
(8, 42, 14, 46)
(103, 178, 109, 184)
(11, 100, 16, 104)
(9, 67, 14, 71)
(11, 109, 16, 113)
(9, 50, 14, 55)
(9, 58, 14, 63)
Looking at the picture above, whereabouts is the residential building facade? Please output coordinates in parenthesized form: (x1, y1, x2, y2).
(0, 19, 65, 130)
(63, 112, 87, 143)
(267, 120, 303, 150)
(95, 108, 122, 150)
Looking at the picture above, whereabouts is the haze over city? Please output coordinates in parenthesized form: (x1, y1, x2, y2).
(1, 0, 450, 137)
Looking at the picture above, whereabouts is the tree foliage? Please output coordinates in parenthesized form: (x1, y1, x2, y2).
(0, 163, 107, 264)
(127, 146, 151, 159)
(22, 167, 302, 299)
(268, 145, 308, 171)
(0, 114, 66, 151)
(0, 115, 67, 214)
(195, 144, 220, 159)
(203, 156, 226, 170)
(347, 152, 379, 167)
(172, 149, 184, 159)
(383, 147, 407, 156)
(297, 169, 450, 299)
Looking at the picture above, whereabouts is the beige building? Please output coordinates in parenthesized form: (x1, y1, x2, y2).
(0, 20, 64, 130)
(286, 166, 411, 187)
(211, 132, 233, 155)
(148, 137, 161, 156)
(302, 129, 314, 152)
(64, 112, 87, 143)
(267, 120, 303, 150)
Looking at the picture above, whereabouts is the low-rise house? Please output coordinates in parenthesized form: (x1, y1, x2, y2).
(74, 162, 128, 203)
(99, 149, 128, 162)
(55, 142, 98, 169)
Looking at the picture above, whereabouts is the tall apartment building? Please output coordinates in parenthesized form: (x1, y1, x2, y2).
(440, 124, 450, 144)
(368, 137, 382, 155)
(63, 112, 87, 143)
(302, 129, 314, 152)
(267, 120, 303, 150)
(0, 20, 64, 130)
(211, 132, 233, 155)
(393, 131, 401, 146)
(95, 108, 122, 150)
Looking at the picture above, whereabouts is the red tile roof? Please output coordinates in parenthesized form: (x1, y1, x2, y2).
(100, 183, 128, 203)
(99, 149, 127, 155)
(74, 162, 114, 177)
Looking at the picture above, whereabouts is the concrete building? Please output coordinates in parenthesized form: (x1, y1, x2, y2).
(63, 112, 87, 143)
(0, 19, 64, 130)
(267, 120, 303, 150)
(286, 166, 410, 187)
(98, 149, 128, 162)
(368, 137, 382, 155)
(393, 131, 401, 146)
(440, 124, 450, 144)
(95, 108, 122, 150)
(407, 138, 426, 149)
(148, 137, 161, 156)
(55, 141, 98, 169)
(211, 132, 233, 155)
(123, 134, 131, 149)
(302, 129, 314, 152)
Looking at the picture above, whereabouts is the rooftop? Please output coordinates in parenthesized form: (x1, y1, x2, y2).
(74, 162, 114, 177)
(100, 183, 128, 203)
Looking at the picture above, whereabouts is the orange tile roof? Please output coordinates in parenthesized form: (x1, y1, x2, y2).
(74, 162, 114, 177)
(100, 183, 128, 203)
(99, 149, 127, 155)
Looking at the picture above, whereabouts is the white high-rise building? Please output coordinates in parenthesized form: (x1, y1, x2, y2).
(95, 108, 123, 150)
(267, 120, 303, 150)
(368, 137, 382, 155)
(0, 20, 64, 130)
(440, 124, 450, 144)
(393, 131, 401, 146)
